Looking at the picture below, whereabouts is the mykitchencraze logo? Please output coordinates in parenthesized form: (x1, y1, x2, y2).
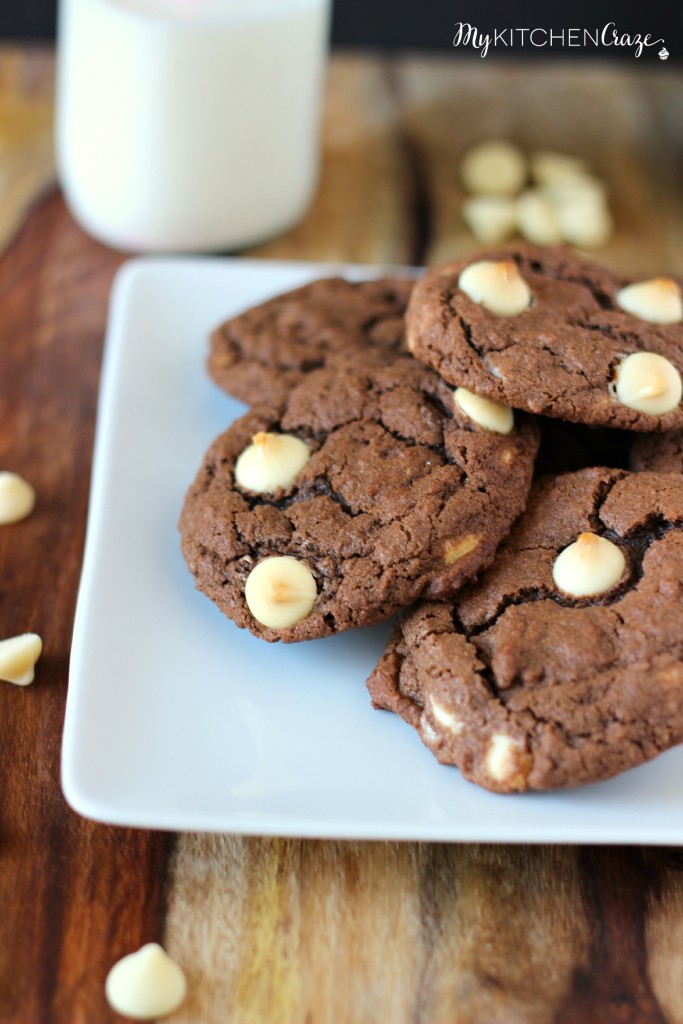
(453, 22, 669, 60)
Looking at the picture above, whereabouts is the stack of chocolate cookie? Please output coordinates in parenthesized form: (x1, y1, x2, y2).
(179, 246, 683, 794)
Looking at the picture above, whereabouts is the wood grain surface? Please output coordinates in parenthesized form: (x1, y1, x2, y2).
(2, 45, 683, 1024)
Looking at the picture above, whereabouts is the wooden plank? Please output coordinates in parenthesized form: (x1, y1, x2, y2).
(0, 191, 173, 1024)
(165, 840, 595, 1024)
(395, 57, 683, 274)
(0, 46, 56, 255)
(165, 841, 683, 1023)
(646, 851, 683, 1024)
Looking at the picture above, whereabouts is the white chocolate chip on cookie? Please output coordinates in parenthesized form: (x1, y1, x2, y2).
(235, 432, 310, 493)
(460, 140, 527, 197)
(485, 734, 531, 790)
(552, 532, 626, 597)
(0, 472, 36, 524)
(443, 534, 481, 565)
(0, 633, 42, 686)
(454, 387, 514, 434)
(105, 943, 187, 1020)
(458, 260, 532, 317)
(431, 698, 463, 734)
(613, 352, 682, 416)
(245, 556, 317, 630)
(462, 196, 517, 244)
(420, 714, 440, 747)
(616, 279, 683, 325)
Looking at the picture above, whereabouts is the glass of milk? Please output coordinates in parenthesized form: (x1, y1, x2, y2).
(55, 0, 331, 252)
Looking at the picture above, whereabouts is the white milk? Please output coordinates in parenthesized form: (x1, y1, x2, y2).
(55, 0, 331, 252)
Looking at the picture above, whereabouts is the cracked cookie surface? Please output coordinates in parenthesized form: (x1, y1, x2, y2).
(208, 276, 414, 409)
(631, 429, 683, 474)
(367, 468, 683, 791)
(406, 245, 683, 431)
(179, 361, 539, 642)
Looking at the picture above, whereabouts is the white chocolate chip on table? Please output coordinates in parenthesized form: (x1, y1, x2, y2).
(459, 141, 613, 249)
(105, 943, 187, 1020)
(461, 196, 517, 244)
(0, 471, 35, 524)
(245, 556, 317, 630)
(548, 181, 613, 250)
(454, 387, 514, 434)
(541, 174, 607, 209)
(613, 352, 682, 416)
(515, 190, 562, 246)
(458, 259, 532, 317)
(0, 633, 42, 686)
(522, 176, 612, 250)
(616, 278, 683, 325)
(552, 532, 626, 598)
(460, 140, 527, 197)
(530, 150, 589, 186)
(234, 431, 310, 493)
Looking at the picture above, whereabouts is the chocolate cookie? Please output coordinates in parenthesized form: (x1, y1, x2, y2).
(631, 429, 683, 474)
(209, 276, 414, 408)
(179, 361, 539, 643)
(406, 245, 683, 432)
(367, 468, 683, 791)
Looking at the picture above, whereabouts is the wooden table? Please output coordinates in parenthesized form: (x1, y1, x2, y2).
(2, 45, 683, 1024)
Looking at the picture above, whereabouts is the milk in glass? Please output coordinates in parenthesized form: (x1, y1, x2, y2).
(56, 0, 331, 251)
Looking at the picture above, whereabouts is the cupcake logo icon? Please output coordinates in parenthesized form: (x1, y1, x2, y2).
(659, 46, 669, 60)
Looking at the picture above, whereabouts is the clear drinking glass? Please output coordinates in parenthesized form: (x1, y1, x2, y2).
(55, 0, 332, 252)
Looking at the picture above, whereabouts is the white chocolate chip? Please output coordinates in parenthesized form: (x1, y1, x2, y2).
(460, 140, 527, 197)
(616, 279, 683, 325)
(458, 260, 532, 317)
(454, 386, 514, 434)
(430, 699, 463, 734)
(420, 714, 439, 747)
(0, 472, 36, 524)
(105, 943, 187, 1020)
(485, 734, 531, 790)
(530, 150, 589, 186)
(544, 179, 612, 249)
(245, 556, 317, 630)
(554, 200, 612, 250)
(235, 432, 310, 493)
(443, 534, 481, 565)
(552, 532, 626, 597)
(614, 352, 682, 416)
(515, 190, 562, 246)
(542, 175, 607, 208)
(461, 196, 517, 244)
(0, 633, 42, 686)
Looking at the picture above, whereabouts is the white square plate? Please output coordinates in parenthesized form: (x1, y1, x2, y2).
(62, 257, 683, 842)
